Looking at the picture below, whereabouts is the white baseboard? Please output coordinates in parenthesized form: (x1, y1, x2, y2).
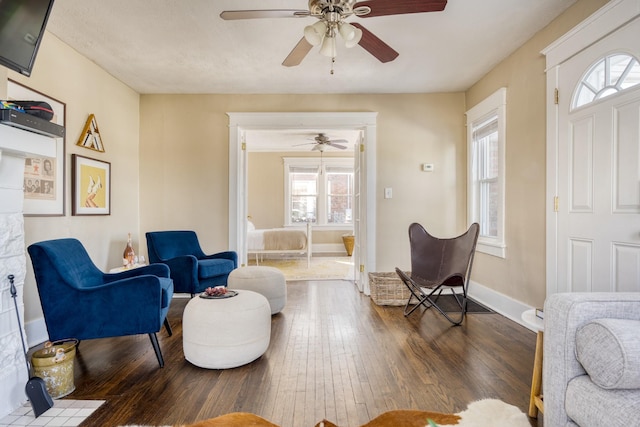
(467, 280, 537, 332)
(312, 243, 347, 254)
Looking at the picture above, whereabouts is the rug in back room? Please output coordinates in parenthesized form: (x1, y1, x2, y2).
(246, 256, 354, 281)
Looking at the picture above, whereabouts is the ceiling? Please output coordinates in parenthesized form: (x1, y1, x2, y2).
(46, 0, 578, 95)
(244, 129, 362, 152)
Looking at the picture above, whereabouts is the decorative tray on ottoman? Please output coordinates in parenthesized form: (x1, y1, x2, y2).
(199, 287, 238, 299)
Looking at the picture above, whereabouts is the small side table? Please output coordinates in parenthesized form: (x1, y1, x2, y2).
(522, 309, 544, 418)
(109, 263, 146, 273)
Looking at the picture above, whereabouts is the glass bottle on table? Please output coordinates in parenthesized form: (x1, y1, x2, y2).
(123, 233, 135, 268)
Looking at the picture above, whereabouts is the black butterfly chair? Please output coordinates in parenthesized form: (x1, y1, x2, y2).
(395, 222, 479, 325)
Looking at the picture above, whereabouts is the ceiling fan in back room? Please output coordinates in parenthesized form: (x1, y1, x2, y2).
(295, 133, 349, 151)
(220, 0, 448, 72)
(294, 133, 349, 173)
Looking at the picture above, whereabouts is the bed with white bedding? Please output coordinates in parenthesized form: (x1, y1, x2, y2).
(247, 221, 312, 267)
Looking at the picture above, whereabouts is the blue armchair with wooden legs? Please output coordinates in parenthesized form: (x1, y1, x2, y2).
(146, 230, 237, 297)
(27, 238, 174, 367)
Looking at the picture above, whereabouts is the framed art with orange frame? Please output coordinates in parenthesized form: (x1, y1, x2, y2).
(71, 154, 110, 215)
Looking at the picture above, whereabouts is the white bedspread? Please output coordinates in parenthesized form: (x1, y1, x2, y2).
(247, 228, 307, 251)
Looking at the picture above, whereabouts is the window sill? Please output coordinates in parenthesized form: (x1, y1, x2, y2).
(477, 241, 506, 258)
(284, 224, 353, 232)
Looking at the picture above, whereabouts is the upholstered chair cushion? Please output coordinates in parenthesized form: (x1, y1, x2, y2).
(575, 318, 640, 389)
(28, 238, 174, 367)
(146, 230, 237, 295)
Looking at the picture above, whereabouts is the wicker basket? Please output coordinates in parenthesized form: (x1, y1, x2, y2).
(369, 272, 411, 306)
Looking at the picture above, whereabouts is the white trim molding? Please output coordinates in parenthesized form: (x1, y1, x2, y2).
(227, 112, 377, 293)
(542, 0, 640, 297)
(542, 0, 640, 69)
(468, 280, 537, 332)
(466, 87, 507, 259)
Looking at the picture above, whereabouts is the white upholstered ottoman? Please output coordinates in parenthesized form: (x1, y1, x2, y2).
(227, 266, 286, 314)
(182, 290, 271, 369)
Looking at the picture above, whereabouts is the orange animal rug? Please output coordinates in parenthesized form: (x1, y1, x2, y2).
(176, 399, 531, 427)
(172, 399, 530, 427)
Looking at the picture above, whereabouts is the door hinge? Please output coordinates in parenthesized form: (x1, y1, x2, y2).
(554, 196, 559, 212)
(554, 88, 559, 105)
(360, 144, 365, 153)
(359, 264, 365, 273)
(241, 142, 246, 151)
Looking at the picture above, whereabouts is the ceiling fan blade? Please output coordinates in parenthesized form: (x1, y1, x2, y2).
(327, 142, 348, 149)
(282, 38, 313, 67)
(351, 23, 399, 63)
(220, 10, 310, 20)
(354, 0, 447, 18)
(328, 139, 349, 145)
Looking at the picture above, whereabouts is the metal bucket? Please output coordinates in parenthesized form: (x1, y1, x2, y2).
(31, 339, 78, 399)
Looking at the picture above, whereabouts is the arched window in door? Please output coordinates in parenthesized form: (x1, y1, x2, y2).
(572, 53, 640, 110)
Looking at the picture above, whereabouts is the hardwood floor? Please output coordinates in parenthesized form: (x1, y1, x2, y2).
(65, 280, 538, 426)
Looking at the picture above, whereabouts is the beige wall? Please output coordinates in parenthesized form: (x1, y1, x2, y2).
(247, 152, 288, 230)
(465, 0, 610, 307)
(3, 32, 140, 323)
(139, 93, 467, 269)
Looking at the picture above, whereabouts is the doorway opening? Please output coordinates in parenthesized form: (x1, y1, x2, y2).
(227, 112, 377, 294)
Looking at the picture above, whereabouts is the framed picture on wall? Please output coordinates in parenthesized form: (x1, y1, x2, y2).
(8, 80, 66, 216)
(72, 154, 111, 215)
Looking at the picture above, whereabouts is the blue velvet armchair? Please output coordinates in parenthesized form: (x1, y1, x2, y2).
(27, 238, 174, 367)
(145, 230, 237, 296)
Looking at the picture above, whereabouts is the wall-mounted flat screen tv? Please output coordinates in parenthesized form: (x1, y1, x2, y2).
(0, 0, 55, 77)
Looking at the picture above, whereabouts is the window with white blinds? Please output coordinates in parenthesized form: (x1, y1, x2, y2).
(289, 166, 319, 224)
(466, 88, 507, 258)
(472, 116, 499, 238)
(284, 158, 354, 227)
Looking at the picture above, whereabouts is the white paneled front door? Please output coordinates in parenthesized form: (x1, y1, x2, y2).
(554, 15, 640, 293)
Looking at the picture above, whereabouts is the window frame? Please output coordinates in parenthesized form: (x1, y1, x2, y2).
(572, 52, 640, 110)
(466, 87, 507, 258)
(283, 157, 354, 230)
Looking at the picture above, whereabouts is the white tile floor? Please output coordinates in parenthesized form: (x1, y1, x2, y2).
(0, 400, 105, 427)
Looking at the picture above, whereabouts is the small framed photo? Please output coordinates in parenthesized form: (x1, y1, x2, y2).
(72, 154, 111, 215)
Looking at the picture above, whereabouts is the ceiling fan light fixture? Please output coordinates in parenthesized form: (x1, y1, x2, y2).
(319, 35, 337, 57)
(344, 27, 362, 48)
(338, 21, 357, 42)
(303, 20, 327, 46)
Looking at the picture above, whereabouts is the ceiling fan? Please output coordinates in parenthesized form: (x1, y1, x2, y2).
(296, 133, 349, 151)
(220, 0, 448, 67)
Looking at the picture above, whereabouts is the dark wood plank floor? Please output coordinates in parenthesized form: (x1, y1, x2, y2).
(64, 280, 538, 426)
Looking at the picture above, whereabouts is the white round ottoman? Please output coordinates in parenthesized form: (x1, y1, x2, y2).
(182, 290, 271, 369)
(227, 266, 287, 315)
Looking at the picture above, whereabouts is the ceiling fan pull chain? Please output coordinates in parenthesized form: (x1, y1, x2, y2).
(330, 57, 335, 75)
